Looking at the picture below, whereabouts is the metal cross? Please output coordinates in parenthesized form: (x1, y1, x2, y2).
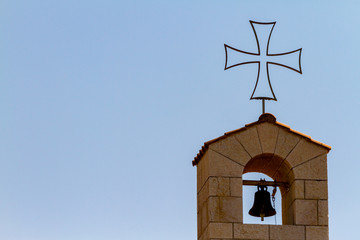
(224, 20, 302, 114)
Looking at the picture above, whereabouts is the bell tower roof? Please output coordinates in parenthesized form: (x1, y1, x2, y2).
(192, 113, 331, 166)
(194, 113, 331, 239)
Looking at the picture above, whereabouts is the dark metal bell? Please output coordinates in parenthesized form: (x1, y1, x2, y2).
(249, 185, 276, 221)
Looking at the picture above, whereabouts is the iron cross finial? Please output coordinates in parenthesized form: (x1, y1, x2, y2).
(224, 20, 302, 114)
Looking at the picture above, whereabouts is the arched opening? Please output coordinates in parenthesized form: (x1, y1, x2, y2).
(242, 154, 294, 225)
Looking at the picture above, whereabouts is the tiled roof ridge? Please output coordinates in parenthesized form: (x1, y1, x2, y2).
(192, 113, 331, 166)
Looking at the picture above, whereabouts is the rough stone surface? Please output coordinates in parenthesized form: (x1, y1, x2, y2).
(283, 202, 294, 225)
(306, 226, 328, 240)
(200, 224, 209, 240)
(197, 211, 202, 238)
(270, 225, 305, 240)
(286, 139, 328, 168)
(293, 155, 327, 180)
(209, 177, 230, 197)
(198, 179, 209, 211)
(318, 200, 328, 226)
(208, 222, 233, 239)
(291, 180, 305, 199)
(234, 224, 269, 239)
(201, 199, 208, 235)
(230, 178, 242, 197)
(294, 199, 318, 225)
(197, 150, 244, 192)
(257, 122, 279, 154)
(234, 126, 262, 158)
(305, 180, 328, 200)
(274, 127, 301, 159)
(208, 196, 242, 222)
(210, 136, 251, 166)
(281, 179, 301, 225)
(283, 195, 293, 223)
(197, 153, 209, 192)
(208, 149, 244, 178)
(244, 155, 289, 182)
(271, 161, 292, 184)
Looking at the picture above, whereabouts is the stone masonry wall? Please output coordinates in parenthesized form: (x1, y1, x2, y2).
(196, 120, 330, 240)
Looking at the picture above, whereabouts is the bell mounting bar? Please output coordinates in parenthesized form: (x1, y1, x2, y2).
(243, 180, 289, 189)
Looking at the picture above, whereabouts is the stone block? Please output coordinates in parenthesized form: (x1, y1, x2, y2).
(291, 180, 305, 200)
(200, 224, 209, 240)
(270, 225, 305, 240)
(282, 180, 303, 225)
(209, 177, 230, 197)
(257, 122, 279, 154)
(209, 136, 251, 166)
(269, 159, 290, 181)
(294, 199, 317, 225)
(274, 127, 301, 159)
(234, 126, 262, 158)
(230, 177, 242, 197)
(306, 226, 328, 240)
(208, 196, 242, 222)
(198, 150, 243, 193)
(208, 222, 233, 239)
(198, 211, 202, 238)
(282, 194, 293, 219)
(271, 161, 292, 184)
(201, 199, 208, 235)
(283, 201, 294, 225)
(318, 200, 328, 226)
(286, 139, 328, 168)
(305, 180, 327, 200)
(244, 155, 287, 180)
(197, 153, 209, 192)
(242, 154, 272, 175)
(198, 179, 209, 211)
(282, 191, 291, 216)
(207, 149, 244, 178)
(234, 224, 269, 239)
(292, 155, 327, 180)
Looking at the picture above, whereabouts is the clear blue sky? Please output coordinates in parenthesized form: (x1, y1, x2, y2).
(0, 1, 358, 239)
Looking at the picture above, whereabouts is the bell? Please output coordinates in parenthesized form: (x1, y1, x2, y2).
(249, 185, 276, 221)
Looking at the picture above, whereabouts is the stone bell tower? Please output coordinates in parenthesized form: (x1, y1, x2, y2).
(193, 113, 331, 240)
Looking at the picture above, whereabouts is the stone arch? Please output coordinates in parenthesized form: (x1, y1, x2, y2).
(243, 154, 292, 184)
(243, 154, 294, 224)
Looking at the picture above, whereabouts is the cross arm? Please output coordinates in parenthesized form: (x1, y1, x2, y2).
(224, 44, 259, 70)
